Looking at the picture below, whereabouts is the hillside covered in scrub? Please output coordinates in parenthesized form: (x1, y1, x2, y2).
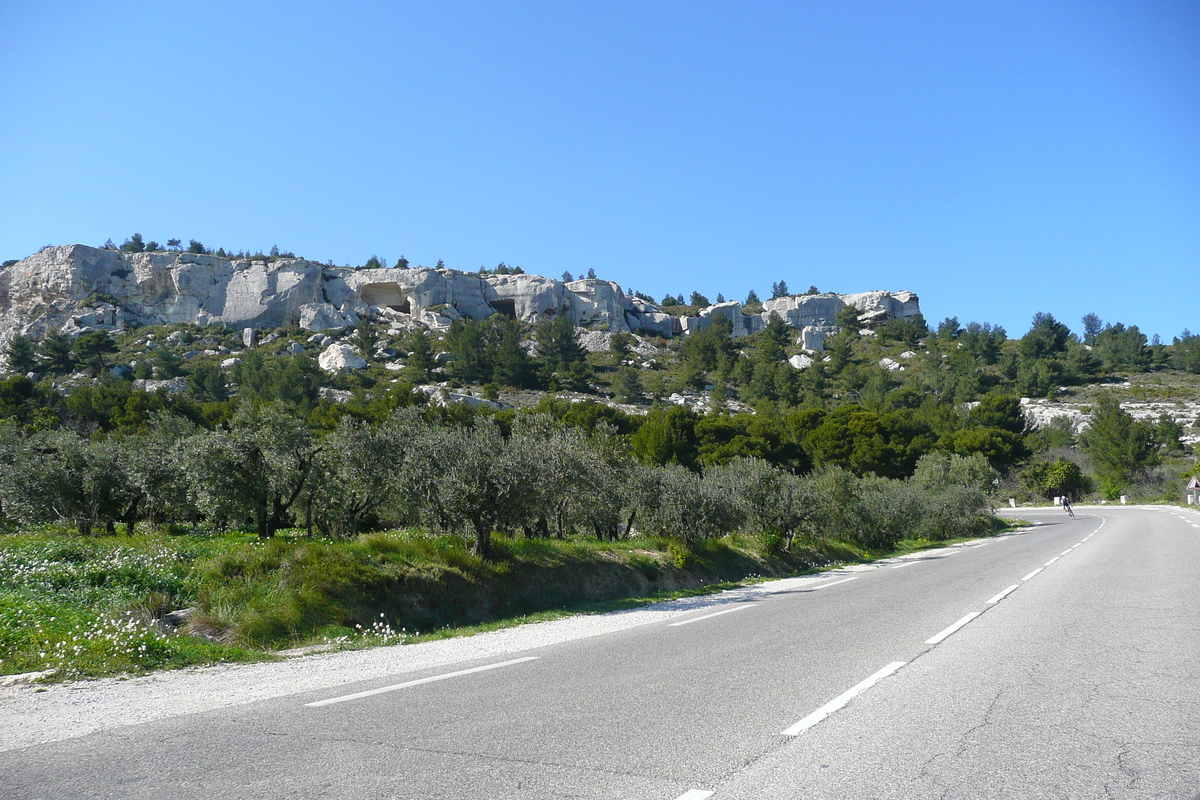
(2, 236, 1199, 677)
(0, 237, 1197, 532)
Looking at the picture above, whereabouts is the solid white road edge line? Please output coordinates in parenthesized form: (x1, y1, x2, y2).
(812, 577, 859, 590)
(781, 661, 907, 736)
(891, 562, 918, 569)
(673, 791, 714, 800)
(1021, 568, 1043, 581)
(668, 604, 757, 627)
(986, 585, 1019, 604)
(925, 612, 982, 645)
(305, 657, 540, 707)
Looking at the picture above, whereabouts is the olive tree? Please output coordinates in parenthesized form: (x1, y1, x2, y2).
(705, 458, 803, 548)
(4, 429, 137, 535)
(124, 412, 200, 528)
(634, 463, 739, 543)
(184, 404, 319, 537)
(406, 418, 539, 558)
(309, 409, 425, 538)
(573, 423, 640, 540)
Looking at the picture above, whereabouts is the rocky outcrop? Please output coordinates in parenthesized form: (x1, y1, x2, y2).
(0, 245, 922, 352)
(318, 344, 368, 372)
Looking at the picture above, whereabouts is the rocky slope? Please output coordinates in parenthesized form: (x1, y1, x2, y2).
(0, 245, 921, 350)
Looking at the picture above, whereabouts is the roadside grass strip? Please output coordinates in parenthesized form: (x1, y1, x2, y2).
(668, 604, 757, 627)
(986, 585, 1019, 604)
(782, 661, 907, 735)
(306, 657, 539, 707)
(925, 612, 981, 645)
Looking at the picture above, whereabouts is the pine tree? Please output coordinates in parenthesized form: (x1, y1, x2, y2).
(1079, 393, 1158, 493)
(38, 331, 76, 375)
(73, 331, 118, 375)
(4, 334, 37, 374)
(612, 366, 646, 403)
(405, 330, 435, 382)
(353, 321, 378, 360)
(490, 317, 536, 388)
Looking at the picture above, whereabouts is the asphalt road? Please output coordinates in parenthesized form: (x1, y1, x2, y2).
(3, 505, 1199, 799)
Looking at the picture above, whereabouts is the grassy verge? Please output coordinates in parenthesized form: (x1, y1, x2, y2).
(0, 525, 1003, 680)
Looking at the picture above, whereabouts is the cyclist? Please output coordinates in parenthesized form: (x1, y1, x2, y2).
(1061, 495, 1074, 519)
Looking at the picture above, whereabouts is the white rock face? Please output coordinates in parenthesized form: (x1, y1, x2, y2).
(762, 293, 846, 328)
(0, 246, 923, 355)
(840, 290, 922, 323)
(679, 302, 765, 338)
(318, 344, 367, 372)
(483, 273, 569, 323)
(563, 279, 633, 331)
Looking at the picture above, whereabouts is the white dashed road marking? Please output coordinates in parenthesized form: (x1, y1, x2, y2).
(1022, 568, 1043, 581)
(668, 604, 757, 627)
(306, 657, 540, 707)
(925, 613, 981, 645)
(781, 661, 907, 736)
(986, 585, 1019, 604)
(811, 577, 858, 590)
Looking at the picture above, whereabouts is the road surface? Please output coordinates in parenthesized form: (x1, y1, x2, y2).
(2, 505, 1198, 798)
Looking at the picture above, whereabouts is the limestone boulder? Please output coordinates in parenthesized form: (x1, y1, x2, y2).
(299, 302, 359, 332)
(799, 325, 836, 352)
(318, 344, 367, 372)
(788, 353, 814, 370)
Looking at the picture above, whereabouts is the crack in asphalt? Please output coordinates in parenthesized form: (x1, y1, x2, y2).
(306, 735, 665, 783)
(953, 686, 1005, 759)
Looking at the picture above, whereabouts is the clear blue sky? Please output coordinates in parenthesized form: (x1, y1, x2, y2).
(2, 1, 1196, 341)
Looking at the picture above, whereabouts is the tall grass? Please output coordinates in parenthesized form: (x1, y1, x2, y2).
(1, 518, 996, 679)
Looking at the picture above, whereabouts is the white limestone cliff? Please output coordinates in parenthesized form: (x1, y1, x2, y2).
(0, 245, 922, 353)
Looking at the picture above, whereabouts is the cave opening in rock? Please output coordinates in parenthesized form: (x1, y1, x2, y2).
(360, 283, 411, 314)
(489, 298, 517, 319)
